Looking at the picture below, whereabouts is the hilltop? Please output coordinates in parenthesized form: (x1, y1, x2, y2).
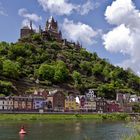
(0, 17, 139, 99)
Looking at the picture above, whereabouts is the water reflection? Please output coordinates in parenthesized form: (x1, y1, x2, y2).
(74, 122, 81, 134)
(0, 121, 135, 140)
(19, 134, 25, 140)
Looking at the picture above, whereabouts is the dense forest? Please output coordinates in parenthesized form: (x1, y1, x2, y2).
(0, 34, 139, 99)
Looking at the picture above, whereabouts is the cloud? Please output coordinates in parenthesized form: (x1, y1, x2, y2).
(103, 24, 133, 54)
(18, 8, 42, 31)
(37, 0, 76, 15)
(37, 0, 98, 15)
(18, 8, 42, 22)
(21, 19, 38, 31)
(78, 1, 100, 15)
(103, 0, 140, 75)
(0, 3, 7, 16)
(62, 18, 98, 46)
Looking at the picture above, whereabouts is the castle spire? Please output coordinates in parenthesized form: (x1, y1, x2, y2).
(30, 20, 33, 30)
(48, 16, 54, 23)
(39, 25, 42, 34)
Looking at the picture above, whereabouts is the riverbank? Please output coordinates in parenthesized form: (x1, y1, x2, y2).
(0, 113, 130, 121)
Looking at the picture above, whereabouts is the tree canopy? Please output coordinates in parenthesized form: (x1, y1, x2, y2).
(0, 35, 139, 97)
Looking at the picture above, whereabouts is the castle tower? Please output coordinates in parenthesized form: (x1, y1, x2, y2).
(20, 26, 31, 39)
(59, 30, 62, 39)
(45, 16, 58, 32)
(20, 21, 35, 39)
(39, 25, 42, 34)
(30, 20, 33, 31)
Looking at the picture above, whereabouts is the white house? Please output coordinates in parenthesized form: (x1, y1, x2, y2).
(129, 95, 138, 102)
(0, 97, 13, 110)
(85, 89, 96, 100)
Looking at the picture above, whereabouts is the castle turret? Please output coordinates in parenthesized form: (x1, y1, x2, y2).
(20, 26, 32, 39)
(59, 30, 62, 39)
(30, 21, 33, 31)
(46, 16, 58, 32)
(20, 20, 34, 39)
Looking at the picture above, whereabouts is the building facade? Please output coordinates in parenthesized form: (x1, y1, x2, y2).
(13, 96, 33, 111)
(33, 96, 45, 110)
(65, 95, 77, 111)
(84, 100, 96, 112)
(107, 101, 119, 112)
(96, 98, 108, 113)
(53, 91, 65, 112)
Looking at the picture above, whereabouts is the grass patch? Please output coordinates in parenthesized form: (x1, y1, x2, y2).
(0, 113, 130, 121)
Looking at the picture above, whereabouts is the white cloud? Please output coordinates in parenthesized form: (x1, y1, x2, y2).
(37, 0, 76, 15)
(18, 8, 42, 22)
(21, 19, 38, 31)
(105, 0, 135, 25)
(37, 0, 98, 15)
(103, 0, 140, 75)
(103, 24, 133, 55)
(62, 18, 98, 46)
(78, 1, 100, 15)
(0, 3, 7, 16)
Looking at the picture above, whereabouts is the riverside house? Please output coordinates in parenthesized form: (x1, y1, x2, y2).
(85, 89, 96, 100)
(12, 96, 33, 111)
(33, 89, 48, 110)
(79, 94, 97, 112)
(0, 97, 8, 110)
(6, 96, 14, 110)
(65, 95, 77, 111)
(107, 101, 120, 112)
(33, 96, 45, 110)
(116, 93, 132, 112)
(53, 91, 65, 112)
(0, 96, 14, 110)
(84, 100, 96, 112)
(79, 95, 86, 111)
(48, 90, 65, 112)
(96, 98, 108, 113)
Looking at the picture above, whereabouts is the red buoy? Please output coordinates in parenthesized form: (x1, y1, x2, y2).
(19, 126, 27, 134)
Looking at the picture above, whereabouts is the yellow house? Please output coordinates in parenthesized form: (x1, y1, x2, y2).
(65, 96, 77, 111)
(84, 100, 96, 112)
(75, 102, 80, 111)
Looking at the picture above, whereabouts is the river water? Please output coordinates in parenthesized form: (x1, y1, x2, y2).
(0, 120, 135, 140)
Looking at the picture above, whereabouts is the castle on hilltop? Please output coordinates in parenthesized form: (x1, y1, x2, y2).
(20, 21, 34, 39)
(20, 16, 82, 49)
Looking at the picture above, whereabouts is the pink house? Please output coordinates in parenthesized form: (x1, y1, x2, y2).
(108, 101, 120, 112)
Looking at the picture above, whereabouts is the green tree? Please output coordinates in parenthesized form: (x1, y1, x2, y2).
(3, 60, 20, 79)
(32, 34, 42, 42)
(92, 63, 103, 76)
(0, 42, 9, 55)
(72, 71, 81, 85)
(97, 83, 116, 99)
(0, 80, 14, 96)
(54, 61, 69, 82)
(38, 64, 55, 81)
(80, 61, 92, 75)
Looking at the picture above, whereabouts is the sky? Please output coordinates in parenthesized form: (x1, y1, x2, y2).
(0, 0, 140, 76)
